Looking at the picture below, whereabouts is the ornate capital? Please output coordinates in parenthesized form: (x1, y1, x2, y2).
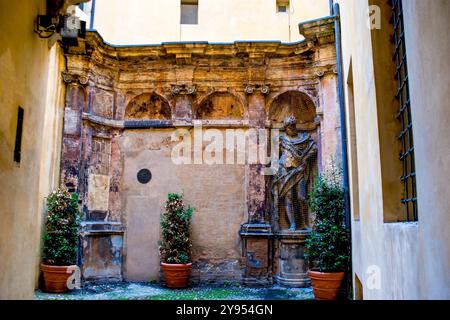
(171, 84, 197, 95)
(244, 84, 255, 95)
(260, 85, 270, 95)
(62, 71, 75, 84)
(314, 70, 325, 78)
(62, 71, 90, 86)
(244, 84, 271, 95)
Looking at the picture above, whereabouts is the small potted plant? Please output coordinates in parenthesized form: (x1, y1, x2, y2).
(159, 193, 194, 288)
(41, 189, 80, 293)
(305, 169, 349, 300)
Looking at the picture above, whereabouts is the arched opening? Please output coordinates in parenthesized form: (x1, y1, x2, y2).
(268, 91, 319, 231)
(125, 93, 171, 120)
(195, 92, 244, 120)
(269, 91, 316, 127)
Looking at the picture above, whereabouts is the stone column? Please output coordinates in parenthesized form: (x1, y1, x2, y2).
(240, 84, 273, 286)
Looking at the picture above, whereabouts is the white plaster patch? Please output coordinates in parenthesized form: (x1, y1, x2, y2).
(64, 108, 79, 135)
(88, 174, 110, 211)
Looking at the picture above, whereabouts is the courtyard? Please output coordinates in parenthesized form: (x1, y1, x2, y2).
(1, 0, 449, 302)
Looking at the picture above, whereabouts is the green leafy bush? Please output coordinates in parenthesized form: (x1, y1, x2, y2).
(305, 169, 349, 272)
(42, 189, 80, 266)
(159, 193, 194, 264)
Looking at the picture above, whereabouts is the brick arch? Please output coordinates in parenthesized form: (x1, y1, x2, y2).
(195, 92, 245, 120)
(125, 92, 172, 120)
(267, 90, 317, 126)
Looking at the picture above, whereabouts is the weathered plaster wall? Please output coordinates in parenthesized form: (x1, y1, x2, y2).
(119, 129, 246, 282)
(0, 1, 65, 299)
(61, 17, 339, 284)
(338, 0, 450, 299)
(92, 0, 330, 45)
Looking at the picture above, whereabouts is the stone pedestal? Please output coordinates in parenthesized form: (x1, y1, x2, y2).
(274, 229, 311, 288)
(240, 224, 273, 286)
(79, 222, 124, 283)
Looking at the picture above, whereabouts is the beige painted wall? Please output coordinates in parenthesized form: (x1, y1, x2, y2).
(338, 0, 450, 299)
(119, 129, 246, 282)
(0, 1, 65, 299)
(91, 0, 330, 45)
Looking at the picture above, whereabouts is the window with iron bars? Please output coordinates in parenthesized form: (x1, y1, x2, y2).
(390, 0, 418, 222)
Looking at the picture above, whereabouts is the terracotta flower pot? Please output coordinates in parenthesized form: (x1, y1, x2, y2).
(308, 270, 345, 300)
(41, 264, 76, 293)
(161, 262, 192, 288)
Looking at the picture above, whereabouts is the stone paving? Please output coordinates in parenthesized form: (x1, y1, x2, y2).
(35, 282, 314, 300)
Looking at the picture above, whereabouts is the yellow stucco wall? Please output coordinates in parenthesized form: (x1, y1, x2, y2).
(338, 0, 450, 299)
(0, 0, 65, 299)
(91, 0, 330, 44)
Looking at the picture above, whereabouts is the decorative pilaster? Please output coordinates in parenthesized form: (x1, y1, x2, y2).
(240, 83, 273, 286)
(171, 84, 196, 121)
(60, 71, 88, 193)
(244, 83, 270, 222)
(62, 70, 125, 283)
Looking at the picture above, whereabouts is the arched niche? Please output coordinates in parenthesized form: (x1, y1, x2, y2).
(195, 92, 244, 120)
(125, 93, 171, 120)
(268, 91, 316, 127)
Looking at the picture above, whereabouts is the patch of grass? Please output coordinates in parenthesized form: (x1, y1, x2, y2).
(202, 288, 241, 300)
(145, 288, 245, 300)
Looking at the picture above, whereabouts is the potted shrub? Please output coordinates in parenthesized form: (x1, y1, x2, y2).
(159, 193, 194, 288)
(305, 170, 349, 300)
(41, 189, 80, 293)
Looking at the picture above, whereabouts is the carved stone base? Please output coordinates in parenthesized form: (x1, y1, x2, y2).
(240, 224, 273, 286)
(79, 222, 124, 283)
(274, 229, 311, 288)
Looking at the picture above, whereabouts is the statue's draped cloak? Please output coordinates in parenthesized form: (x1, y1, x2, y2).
(273, 133, 316, 198)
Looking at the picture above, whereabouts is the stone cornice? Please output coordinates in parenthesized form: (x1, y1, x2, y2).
(77, 32, 317, 61)
(63, 16, 337, 91)
(82, 112, 319, 131)
(82, 112, 253, 129)
(299, 16, 337, 45)
(66, 16, 335, 63)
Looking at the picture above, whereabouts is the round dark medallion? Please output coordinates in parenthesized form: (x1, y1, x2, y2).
(137, 169, 152, 184)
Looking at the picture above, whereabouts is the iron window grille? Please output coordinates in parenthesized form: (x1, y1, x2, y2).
(390, 0, 418, 222)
